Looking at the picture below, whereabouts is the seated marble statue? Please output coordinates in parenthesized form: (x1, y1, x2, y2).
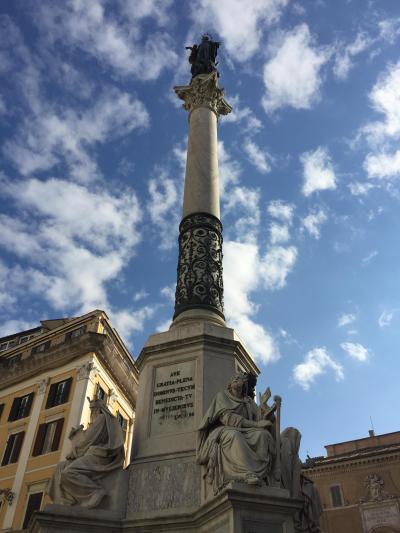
(48, 399, 125, 509)
(281, 427, 322, 532)
(197, 372, 277, 493)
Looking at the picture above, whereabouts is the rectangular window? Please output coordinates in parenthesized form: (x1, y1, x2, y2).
(0, 403, 4, 421)
(65, 325, 86, 341)
(0, 342, 8, 351)
(6, 354, 21, 368)
(330, 485, 344, 507)
(1, 431, 25, 465)
(31, 341, 51, 355)
(116, 411, 128, 443)
(22, 491, 43, 529)
(32, 419, 64, 456)
(19, 336, 29, 344)
(46, 378, 72, 408)
(8, 393, 34, 421)
(95, 384, 107, 402)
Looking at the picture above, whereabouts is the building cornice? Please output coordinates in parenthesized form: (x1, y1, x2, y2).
(0, 332, 138, 406)
(304, 449, 400, 477)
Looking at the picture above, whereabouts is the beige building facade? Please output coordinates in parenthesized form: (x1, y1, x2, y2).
(0, 310, 138, 531)
(303, 431, 400, 533)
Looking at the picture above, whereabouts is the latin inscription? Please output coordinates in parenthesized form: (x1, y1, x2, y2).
(362, 502, 400, 532)
(150, 360, 195, 435)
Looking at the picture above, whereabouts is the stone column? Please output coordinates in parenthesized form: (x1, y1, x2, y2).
(173, 72, 231, 326)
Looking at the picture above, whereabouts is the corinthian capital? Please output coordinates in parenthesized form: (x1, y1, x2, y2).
(174, 72, 232, 118)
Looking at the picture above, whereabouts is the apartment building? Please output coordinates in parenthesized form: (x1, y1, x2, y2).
(303, 430, 400, 533)
(0, 310, 138, 531)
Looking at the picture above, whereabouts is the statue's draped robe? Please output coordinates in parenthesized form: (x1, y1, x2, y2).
(281, 427, 322, 532)
(197, 390, 275, 493)
(48, 408, 124, 508)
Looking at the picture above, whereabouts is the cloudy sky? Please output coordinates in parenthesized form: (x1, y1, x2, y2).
(1, 0, 399, 458)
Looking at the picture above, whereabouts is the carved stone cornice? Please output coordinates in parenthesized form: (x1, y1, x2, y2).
(174, 72, 232, 119)
(0, 333, 138, 406)
(174, 212, 224, 320)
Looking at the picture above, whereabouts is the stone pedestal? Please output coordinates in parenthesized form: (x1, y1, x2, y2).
(126, 320, 259, 519)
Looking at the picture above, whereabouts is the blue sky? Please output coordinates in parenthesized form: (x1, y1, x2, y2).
(1, 0, 400, 458)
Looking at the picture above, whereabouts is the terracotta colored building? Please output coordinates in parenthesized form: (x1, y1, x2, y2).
(0, 310, 138, 531)
(303, 430, 400, 533)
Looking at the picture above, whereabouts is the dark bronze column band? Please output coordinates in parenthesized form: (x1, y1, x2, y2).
(174, 212, 225, 320)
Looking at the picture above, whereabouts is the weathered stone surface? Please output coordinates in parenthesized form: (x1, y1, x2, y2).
(127, 459, 201, 515)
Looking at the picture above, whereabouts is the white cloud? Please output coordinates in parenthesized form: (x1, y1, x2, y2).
(341, 342, 369, 362)
(260, 246, 298, 290)
(111, 306, 156, 349)
(378, 17, 400, 45)
(133, 289, 148, 302)
(333, 32, 374, 80)
(348, 182, 375, 196)
(222, 95, 263, 133)
(147, 171, 180, 249)
(364, 150, 400, 180)
(362, 62, 400, 146)
(160, 284, 175, 303)
(191, 0, 289, 62)
(244, 140, 272, 174)
(218, 141, 242, 194)
(269, 223, 290, 244)
(224, 241, 280, 364)
(0, 319, 37, 338)
(0, 176, 142, 314)
(301, 146, 337, 196)
(267, 200, 295, 224)
(224, 186, 261, 243)
(262, 24, 330, 113)
(378, 310, 395, 328)
(301, 208, 328, 239)
(362, 250, 378, 265)
(35, 0, 177, 80)
(293, 347, 344, 390)
(4, 88, 149, 182)
(338, 313, 356, 327)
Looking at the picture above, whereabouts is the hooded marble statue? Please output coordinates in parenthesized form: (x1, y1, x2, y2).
(48, 399, 125, 508)
(197, 373, 276, 493)
(281, 427, 323, 533)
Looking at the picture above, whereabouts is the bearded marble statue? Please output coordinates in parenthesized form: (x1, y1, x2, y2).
(281, 427, 323, 533)
(197, 372, 277, 493)
(48, 399, 125, 508)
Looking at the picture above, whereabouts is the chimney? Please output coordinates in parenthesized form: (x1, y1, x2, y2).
(369, 429, 375, 437)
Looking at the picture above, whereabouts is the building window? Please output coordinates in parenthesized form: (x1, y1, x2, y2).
(65, 325, 86, 341)
(1, 431, 25, 465)
(8, 393, 34, 421)
(5, 354, 21, 368)
(95, 384, 107, 402)
(31, 341, 51, 355)
(116, 411, 128, 443)
(46, 378, 72, 408)
(0, 403, 4, 421)
(0, 342, 8, 351)
(32, 419, 64, 456)
(330, 485, 344, 507)
(22, 491, 43, 529)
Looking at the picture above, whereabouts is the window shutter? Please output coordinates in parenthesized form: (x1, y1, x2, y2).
(25, 392, 34, 417)
(22, 492, 43, 529)
(8, 397, 20, 422)
(1, 435, 14, 466)
(32, 424, 47, 457)
(10, 431, 25, 463)
(61, 378, 72, 404)
(46, 383, 57, 409)
(0, 403, 4, 421)
(51, 418, 64, 451)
